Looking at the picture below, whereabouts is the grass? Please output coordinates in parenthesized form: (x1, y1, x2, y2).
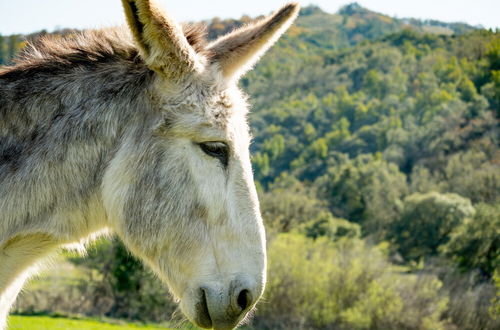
(7, 315, 184, 330)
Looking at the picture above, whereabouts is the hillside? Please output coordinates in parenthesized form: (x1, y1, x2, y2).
(0, 3, 478, 65)
(206, 3, 477, 48)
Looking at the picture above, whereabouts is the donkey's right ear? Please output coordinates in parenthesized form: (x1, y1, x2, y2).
(207, 3, 299, 82)
(121, 0, 203, 79)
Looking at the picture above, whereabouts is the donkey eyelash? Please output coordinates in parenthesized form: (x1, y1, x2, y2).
(198, 141, 229, 167)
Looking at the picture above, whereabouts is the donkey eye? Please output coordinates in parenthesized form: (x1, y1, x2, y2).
(198, 142, 229, 166)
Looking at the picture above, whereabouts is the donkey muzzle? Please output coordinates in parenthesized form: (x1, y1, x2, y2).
(194, 278, 257, 330)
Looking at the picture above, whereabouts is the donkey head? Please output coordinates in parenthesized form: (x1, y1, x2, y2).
(102, 1, 299, 329)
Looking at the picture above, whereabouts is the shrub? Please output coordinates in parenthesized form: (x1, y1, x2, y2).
(254, 233, 448, 329)
(301, 212, 361, 240)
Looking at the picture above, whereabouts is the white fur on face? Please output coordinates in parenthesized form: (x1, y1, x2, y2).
(101, 79, 266, 325)
(175, 86, 266, 325)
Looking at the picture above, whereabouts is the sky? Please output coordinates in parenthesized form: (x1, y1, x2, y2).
(0, 0, 498, 35)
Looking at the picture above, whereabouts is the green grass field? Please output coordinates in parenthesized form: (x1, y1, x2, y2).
(7, 315, 183, 330)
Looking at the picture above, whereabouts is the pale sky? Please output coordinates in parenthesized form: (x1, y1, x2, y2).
(0, 0, 498, 35)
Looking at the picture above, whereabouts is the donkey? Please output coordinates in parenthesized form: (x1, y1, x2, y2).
(0, 0, 299, 329)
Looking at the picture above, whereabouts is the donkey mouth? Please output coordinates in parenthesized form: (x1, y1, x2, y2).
(195, 288, 213, 329)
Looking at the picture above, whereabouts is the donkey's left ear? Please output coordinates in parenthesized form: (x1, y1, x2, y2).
(207, 3, 300, 82)
(122, 0, 203, 79)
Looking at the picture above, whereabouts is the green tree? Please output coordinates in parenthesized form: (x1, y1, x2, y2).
(260, 173, 331, 234)
(318, 155, 407, 237)
(69, 239, 175, 321)
(7, 34, 21, 63)
(302, 212, 361, 241)
(442, 203, 500, 277)
(0, 35, 5, 64)
(392, 192, 475, 261)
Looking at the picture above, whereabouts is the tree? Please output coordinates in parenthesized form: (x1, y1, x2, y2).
(442, 203, 500, 277)
(391, 192, 475, 261)
(317, 155, 407, 238)
(69, 238, 176, 321)
(7, 34, 21, 63)
(302, 212, 361, 241)
(0, 35, 5, 64)
(260, 173, 331, 234)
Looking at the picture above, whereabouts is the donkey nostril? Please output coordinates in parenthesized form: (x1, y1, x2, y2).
(237, 289, 252, 311)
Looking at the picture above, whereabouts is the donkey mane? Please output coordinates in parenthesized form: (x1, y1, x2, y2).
(0, 23, 208, 79)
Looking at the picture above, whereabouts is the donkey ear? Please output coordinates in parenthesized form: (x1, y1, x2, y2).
(207, 3, 300, 81)
(121, 0, 203, 78)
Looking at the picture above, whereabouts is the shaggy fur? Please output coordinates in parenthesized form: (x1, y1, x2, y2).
(0, 1, 299, 329)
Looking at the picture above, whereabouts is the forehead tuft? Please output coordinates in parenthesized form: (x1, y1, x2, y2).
(157, 80, 249, 138)
(216, 90, 233, 109)
(193, 81, 247, 120)
(207, 87, 249, 126)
